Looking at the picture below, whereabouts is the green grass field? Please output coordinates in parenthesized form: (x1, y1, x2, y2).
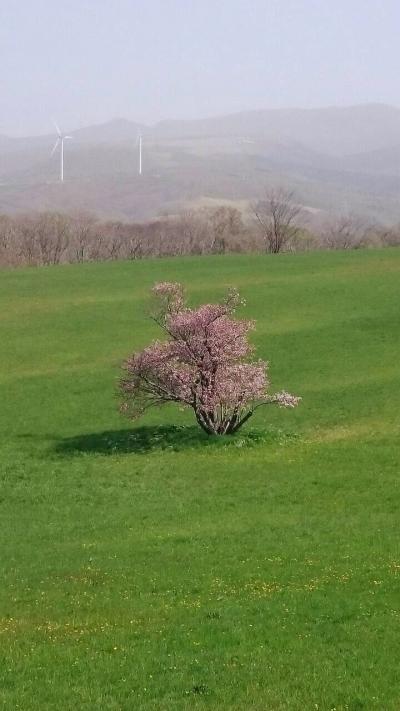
(1, 250, 399, 710)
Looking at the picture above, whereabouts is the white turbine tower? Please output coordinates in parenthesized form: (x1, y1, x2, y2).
(136, 133, 143, 176)
(51, 121, 72, 183)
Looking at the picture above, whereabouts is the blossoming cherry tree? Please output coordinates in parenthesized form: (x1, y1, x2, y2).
(120, 282, 300, 435)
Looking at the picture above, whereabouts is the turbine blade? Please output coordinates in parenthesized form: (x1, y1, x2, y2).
(52, 119, 62, 136)
(51, 138, 60, 156)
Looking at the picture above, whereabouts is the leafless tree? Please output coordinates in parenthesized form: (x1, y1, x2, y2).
(321, 214, 370, 250)
(207, 206, 244, 254)
(375, 225, 400, 247)
(125, 232, 143, 259)
(174, 211, 206, 254)
(0, 215, 16, 265)
(16, 214, 40, 265)
(69, 212, 98, 263)
(100, 221, 126, 260)
(252, 188, 302, 253)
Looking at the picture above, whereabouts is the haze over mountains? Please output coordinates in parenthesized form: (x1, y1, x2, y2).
(1, 103, 400, 223)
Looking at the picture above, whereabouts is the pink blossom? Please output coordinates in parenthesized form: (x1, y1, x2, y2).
(120, 283, 300, 435)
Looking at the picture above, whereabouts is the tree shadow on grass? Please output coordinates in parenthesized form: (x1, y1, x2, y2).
(55, 424, 298, 457)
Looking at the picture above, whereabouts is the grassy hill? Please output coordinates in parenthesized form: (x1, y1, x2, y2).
(2, 105, 400, 222)
(1, 250, 400, 709)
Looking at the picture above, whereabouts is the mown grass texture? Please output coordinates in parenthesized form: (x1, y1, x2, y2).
(0, 249, 399, 710)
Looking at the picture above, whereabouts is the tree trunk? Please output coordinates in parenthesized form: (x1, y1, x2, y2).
(193, 407, 253, 435)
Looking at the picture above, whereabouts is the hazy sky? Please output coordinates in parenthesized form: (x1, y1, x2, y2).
(1, 0, 399, 136)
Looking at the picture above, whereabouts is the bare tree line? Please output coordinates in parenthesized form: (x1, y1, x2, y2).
(251, 188, 400, 253)
(1, 190, 399, 268)
(0, 207, 251, 267)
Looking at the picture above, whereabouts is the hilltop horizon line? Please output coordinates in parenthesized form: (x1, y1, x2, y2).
(2, 101, 400, 140)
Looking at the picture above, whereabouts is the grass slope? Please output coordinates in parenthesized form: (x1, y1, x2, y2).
(0, 250, 399, 710)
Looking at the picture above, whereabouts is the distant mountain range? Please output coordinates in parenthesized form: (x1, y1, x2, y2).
(1, 103, 400, 223)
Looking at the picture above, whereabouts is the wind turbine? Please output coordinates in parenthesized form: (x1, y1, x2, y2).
(136, 133, 143, 175)
(51, 120, 72, 182)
